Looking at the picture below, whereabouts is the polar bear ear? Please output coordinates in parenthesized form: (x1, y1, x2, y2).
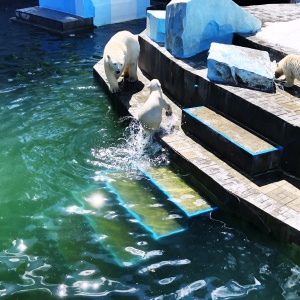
(106, 54, 111, 61)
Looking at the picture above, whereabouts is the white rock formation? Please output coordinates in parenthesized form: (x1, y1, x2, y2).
(165, 0, 261, 58)
(207, 43, 276, 93)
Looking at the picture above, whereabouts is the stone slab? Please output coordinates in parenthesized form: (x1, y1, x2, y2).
(207, 42, 276, 93)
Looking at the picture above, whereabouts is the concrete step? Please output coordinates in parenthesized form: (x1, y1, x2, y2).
(182, 106, 283, 176)
(10, 6, 93, 34)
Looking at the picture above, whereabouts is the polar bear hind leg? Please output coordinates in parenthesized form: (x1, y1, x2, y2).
(124, 62, 138, 82)
(285, 75, 294, 88)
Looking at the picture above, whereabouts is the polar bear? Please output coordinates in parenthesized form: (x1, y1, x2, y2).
(138, 79, 172, 132)
(275, 54, 300, 87)
(103, 30, 140, 93)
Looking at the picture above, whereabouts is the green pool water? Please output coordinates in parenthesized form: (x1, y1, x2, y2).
(0, 1, 300, 299)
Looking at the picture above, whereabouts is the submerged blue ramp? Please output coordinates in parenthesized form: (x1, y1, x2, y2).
(103, 171, 187, 240)
(140, 166, 217, 217)
(103, 167, 216, 233)
(71, 166, 216, 266)
(73, 187, 150, 267)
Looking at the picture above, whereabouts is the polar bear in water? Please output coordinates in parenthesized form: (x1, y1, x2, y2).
(103, 30, 140, 93)
(275, 54, 300, 87)
(138, 79, 173, 132)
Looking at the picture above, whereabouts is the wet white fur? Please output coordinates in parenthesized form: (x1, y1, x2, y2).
(275, 54, 300, 87)
(138, 79, 172, 131)
(103, 31, 140, 93)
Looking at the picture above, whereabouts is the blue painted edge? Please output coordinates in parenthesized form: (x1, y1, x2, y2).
(138, 168, 217, 217)
(101, 170, 186, 240)
(183, 107, 283, 156)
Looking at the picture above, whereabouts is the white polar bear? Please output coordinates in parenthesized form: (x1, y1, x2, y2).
(103, 30, 140, 93)
(275, 54, 300, 87)
(138, 79, 173, 132)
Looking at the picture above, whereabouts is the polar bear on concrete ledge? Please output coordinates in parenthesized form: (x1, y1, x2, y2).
(138, 79, 173, 132)
(103, 30, 140, 93)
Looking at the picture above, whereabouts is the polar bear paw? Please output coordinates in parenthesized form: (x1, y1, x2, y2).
(109, 85, 121, 93)
(124, 71, 138, 83)
(126, 77, 138, 83)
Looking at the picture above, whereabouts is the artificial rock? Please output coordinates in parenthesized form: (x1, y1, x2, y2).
(165, 0, 261, 58)
(146, 10, 166, 43)
(207, 43, 276, 93)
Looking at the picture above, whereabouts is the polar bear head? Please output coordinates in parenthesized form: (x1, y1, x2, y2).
(147, 79, 161, 92)
(275, 62, 284, 79)
(106, 53, 125, 76)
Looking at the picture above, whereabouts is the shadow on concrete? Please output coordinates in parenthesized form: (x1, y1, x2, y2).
(181, 51, 208, 71)
(106, 79, 145, 118)
(282, 85, 300, 99)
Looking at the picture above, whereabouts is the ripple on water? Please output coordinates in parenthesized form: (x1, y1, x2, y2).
(139, 259, 191, 275)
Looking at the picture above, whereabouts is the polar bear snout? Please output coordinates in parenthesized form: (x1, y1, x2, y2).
(112, 63, 123, 74)
(166, 110, 172, 117)
(147, 79, 161, 91)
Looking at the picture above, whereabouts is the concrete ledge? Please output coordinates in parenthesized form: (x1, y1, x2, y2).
(93, 59, 146, 119)
(93, 50, 300, 247)
(11, 7, 94, 34)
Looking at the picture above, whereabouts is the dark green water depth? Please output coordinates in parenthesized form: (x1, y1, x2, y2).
(0, 1, 300, 299)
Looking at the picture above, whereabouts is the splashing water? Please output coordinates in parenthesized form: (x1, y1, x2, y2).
(90, 117, 171, 172)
